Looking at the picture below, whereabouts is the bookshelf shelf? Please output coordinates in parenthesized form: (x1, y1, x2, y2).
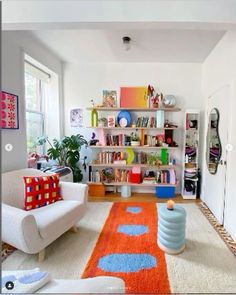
(182, 110, 200, 200)
(89, 163, 178, 169)
(88, 145, 178, 150)
(87, 107, 181, 112)
(87, 127, 179, 130)
(88, 182, 177, 187)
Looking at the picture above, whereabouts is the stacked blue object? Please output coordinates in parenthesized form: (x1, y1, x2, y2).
(158, 204, 186, 253)
(156, 187, 176, 198)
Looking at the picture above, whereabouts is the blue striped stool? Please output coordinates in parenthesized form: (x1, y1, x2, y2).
(158, 204, 186, 254)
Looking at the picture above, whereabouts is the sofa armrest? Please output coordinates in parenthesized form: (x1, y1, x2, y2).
(2, 204, 42, 254)
(60, 182, 88, 204)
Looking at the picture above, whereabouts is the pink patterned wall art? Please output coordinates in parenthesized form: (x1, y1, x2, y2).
(1, 91, 19, 129)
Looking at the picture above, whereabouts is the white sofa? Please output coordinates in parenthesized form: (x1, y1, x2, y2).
(37, 277, 125, 293)
(2, 270, 125, 293)
(2, 168, 88, 261)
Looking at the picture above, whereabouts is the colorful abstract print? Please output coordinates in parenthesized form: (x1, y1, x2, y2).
(1, 91, 19, 129)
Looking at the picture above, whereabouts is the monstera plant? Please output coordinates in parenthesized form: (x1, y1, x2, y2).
(35, 134, 87, 182)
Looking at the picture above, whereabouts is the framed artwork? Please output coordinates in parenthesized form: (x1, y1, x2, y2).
(120, 86, 148, 108)
(70, 108, 83, 127)
(1, 91, 19, 129)
(102, 90, 117, 107)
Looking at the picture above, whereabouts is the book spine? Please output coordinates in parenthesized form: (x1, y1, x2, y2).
(118, 134, 122, 146)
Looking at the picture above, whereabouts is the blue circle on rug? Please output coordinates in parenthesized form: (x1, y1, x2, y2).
(98, 254, 156, 273)
(126, 206, 142, 214)
(117, 225, 148, 236)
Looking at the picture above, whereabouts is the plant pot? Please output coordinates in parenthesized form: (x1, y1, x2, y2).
(131, 141, 140, 146)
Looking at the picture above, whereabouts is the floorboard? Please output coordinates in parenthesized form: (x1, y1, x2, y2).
(88, 192, 200, 203)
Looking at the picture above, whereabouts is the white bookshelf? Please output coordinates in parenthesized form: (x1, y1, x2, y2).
(88, 107, 181, 191)
(182, 110, 200, 199)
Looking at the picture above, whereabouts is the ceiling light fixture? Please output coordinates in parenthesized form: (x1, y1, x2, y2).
(122, 36, 131, 51)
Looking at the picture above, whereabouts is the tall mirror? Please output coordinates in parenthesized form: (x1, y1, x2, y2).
(206, 108, 222, 174)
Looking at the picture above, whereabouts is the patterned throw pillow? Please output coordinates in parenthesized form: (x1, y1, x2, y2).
(23, 174, 62, 211)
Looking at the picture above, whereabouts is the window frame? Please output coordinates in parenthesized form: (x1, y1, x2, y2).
(25, 66, 48, 155)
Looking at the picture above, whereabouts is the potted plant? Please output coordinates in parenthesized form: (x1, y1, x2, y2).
(147, 153, 162, 166)
(151, 96, 159, 108)
(130, 132, 140, 146)
(34, 134, 87, 182)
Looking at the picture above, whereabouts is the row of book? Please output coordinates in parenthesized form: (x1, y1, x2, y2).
(95, 151, 172, 165)
(156, 169, 176, 185)
(106, 134, 130, 146)
(90, 168, 176, 184)
(136, 116, 156, 128)
(105, 133, 168, 147)
(97, 152, 126, 164)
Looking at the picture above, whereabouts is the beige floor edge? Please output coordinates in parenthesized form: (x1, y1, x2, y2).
(199, 202, 236, 257)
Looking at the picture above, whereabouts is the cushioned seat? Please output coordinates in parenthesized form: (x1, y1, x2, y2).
(31, 200, 84, 239)
(2, 270, 125, 294)
(2, 168, 88, 259)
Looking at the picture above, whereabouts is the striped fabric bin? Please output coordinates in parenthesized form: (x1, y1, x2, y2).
(158, 204, 186, 254)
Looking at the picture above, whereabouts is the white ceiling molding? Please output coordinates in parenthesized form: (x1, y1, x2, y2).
(2, 0, 236, 31)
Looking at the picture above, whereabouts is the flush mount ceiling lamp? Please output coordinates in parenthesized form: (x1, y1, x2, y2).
(122, 36, 131, 51)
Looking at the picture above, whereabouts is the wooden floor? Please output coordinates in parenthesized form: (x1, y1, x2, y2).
(88, 192, 200, 203)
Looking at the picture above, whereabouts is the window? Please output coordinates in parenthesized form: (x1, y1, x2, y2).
(25, 60, 50, 154)
(25, 55, 61, 156)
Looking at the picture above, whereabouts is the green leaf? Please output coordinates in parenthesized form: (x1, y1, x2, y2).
(45, 133, 87, 182)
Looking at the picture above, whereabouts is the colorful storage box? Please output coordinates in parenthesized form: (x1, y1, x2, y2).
(130, 172, 142, 184)
(88, 183, 105, 197)
(155, 186, 176, 198)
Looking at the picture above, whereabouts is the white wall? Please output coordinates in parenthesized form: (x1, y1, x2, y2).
(63, 62, 203, 190)
(2, 34, 27, 172)
(2, 31, 63, 172)
(202, 31, 236, 239)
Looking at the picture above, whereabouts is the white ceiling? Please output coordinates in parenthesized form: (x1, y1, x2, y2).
(30, 29, 225, 63)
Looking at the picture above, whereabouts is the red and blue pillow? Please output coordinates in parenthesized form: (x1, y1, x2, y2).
(23, 174, 62, 211)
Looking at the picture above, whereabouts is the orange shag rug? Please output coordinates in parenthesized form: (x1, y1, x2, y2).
(82, 202, 171, 293)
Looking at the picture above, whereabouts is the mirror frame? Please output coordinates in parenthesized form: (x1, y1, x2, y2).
(206, 107, 222, 175)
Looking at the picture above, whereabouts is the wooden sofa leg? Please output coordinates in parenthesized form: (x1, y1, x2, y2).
(71, 225, 78, 233)
(38, 249, 45, 262)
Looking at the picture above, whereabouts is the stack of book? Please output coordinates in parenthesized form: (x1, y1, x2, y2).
(97, 152, 126, 164)
(136, 116, 156, 128)
(106, 134, 131, 146)
(156, 169, 176, 184)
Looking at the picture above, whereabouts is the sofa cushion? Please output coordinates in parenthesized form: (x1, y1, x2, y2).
(31, 200, 83, 239)
(2, 169, 47, 209)
(23, 175, 61, 211)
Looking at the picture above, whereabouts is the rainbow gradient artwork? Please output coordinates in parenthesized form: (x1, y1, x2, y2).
(120, 87, 148, 108)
